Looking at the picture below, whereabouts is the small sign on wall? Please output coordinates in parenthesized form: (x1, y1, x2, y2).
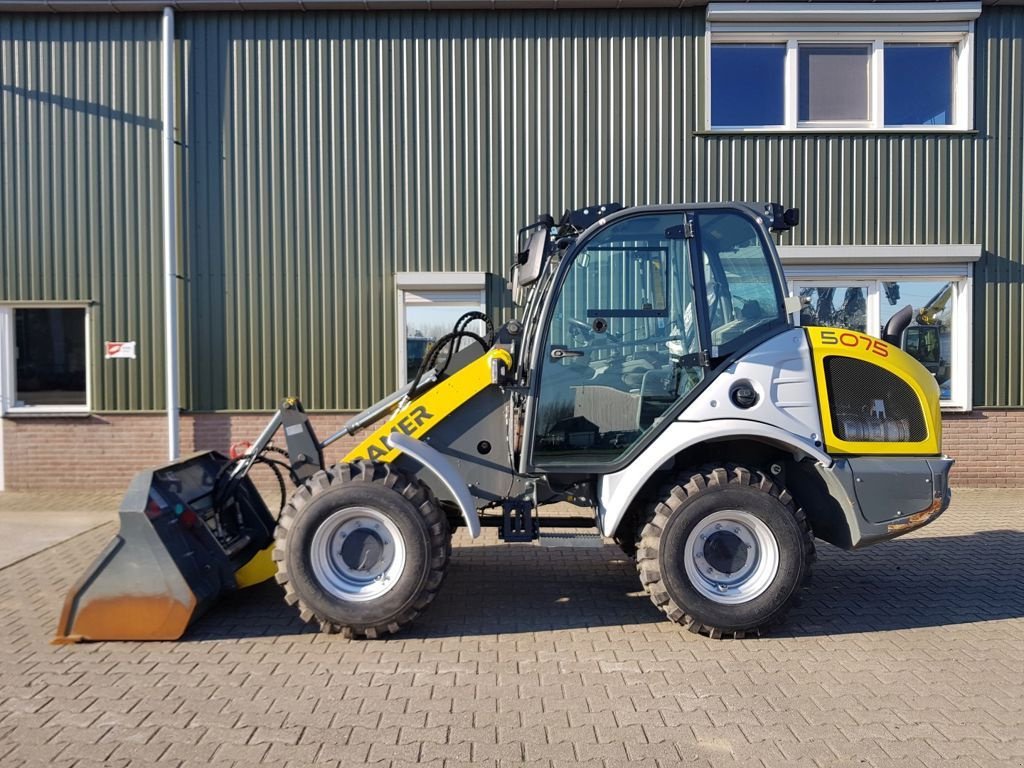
(105, 341, 137, 359)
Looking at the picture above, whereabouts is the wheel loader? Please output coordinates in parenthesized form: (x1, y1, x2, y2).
(55, 202, 953, 643)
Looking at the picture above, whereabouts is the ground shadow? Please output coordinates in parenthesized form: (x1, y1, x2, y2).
(779, 528, 1024, 637)
(187, 529, 1024, 641)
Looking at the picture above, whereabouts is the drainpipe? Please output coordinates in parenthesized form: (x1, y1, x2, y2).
(161, 6, 179, 460)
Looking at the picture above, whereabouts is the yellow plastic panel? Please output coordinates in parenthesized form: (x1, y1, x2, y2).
(805, 327, 941, 456)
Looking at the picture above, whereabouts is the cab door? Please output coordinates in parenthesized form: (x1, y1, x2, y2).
(525, 211, 705, 470)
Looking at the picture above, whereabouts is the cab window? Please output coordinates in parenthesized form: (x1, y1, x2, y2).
(696, 211, 785, 355)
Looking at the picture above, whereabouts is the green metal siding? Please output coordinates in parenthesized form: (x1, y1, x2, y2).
(2, 7, 1023, 410)
(0, 13, 164, 411)
(976, 6, 1024, 408)
(175, 10, 705, 411)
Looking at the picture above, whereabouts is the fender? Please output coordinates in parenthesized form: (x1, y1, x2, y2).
(386, 432, 481, 538)
(596, 419, 833, 538)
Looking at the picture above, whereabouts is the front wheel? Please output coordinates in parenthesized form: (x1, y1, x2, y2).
(273, 461, 449, 638)
(636, 465, 814, 638)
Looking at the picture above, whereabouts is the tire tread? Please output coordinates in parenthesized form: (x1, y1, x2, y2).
(273, 460, 450, 639)
(635, 463, 815, 638)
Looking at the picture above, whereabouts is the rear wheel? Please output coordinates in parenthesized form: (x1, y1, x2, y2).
(636, 464, 814, 638)
(274, 461, 449, 638)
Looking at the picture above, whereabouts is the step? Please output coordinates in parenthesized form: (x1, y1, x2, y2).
(536, 532, 606, 549)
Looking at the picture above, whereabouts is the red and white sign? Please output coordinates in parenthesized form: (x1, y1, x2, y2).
(105, 341, 137, 359)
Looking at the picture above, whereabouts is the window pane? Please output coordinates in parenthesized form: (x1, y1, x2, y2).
(799, 45, 870, 122)
(880, 280, 955, 400)
(711, 44, 786, 127)
(14, 308, 86, 407)
(404, 302, 485, 383)
(797, 286, 868, 333)
(884, 45, 954, 126)
(696, 211, 785, 353)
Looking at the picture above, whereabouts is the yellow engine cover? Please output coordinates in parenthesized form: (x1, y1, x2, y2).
(805, 327, 942, 456)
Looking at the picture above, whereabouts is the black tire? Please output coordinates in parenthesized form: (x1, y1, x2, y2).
(273, 460, 449, 639)
(636, 464, 815, 638)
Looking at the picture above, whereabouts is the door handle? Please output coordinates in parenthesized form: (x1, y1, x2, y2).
(550, 346, 585, 360)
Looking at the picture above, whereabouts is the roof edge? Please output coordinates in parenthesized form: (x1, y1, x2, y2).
(1, 0, 1020, 12)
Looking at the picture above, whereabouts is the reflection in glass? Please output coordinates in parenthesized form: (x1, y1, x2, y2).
(881, 280, 954, 399)
(404, 303, 485, 383)
(798, 286, 868, 333)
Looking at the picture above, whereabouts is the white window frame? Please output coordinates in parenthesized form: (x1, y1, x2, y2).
(395, 272, 487, 385)
(706, 2, 979, 132)
(0, 304, 92, 417)
(780, 245, 978, 411)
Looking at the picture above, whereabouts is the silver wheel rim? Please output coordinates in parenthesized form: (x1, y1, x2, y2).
(310, 506, 407, 602)
(683, 510, 779, 605)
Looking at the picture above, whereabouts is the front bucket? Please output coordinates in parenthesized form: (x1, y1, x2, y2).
(54, 451, 276, 644)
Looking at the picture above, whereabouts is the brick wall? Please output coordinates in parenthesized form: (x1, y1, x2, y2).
(2, 408, 1023, 493)
(942, 409, 1024, 488)
(0, 412, 367, 497)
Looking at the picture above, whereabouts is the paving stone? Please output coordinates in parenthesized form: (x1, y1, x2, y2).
(0, 489, 1021, 768)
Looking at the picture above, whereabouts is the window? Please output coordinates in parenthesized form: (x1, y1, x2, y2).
(710, 44, 786, 127)
(695, 210, 786, 354)
(395, 273, 489, 384)
(884, 44, 956, 126)
(779, 244, 979, 410)
(798, 46, 870, 123)
(707, 2, 978, 131)
(792, 277, 967, 407)
(0, 306, 89, 414)
(797, 283, 875, 333)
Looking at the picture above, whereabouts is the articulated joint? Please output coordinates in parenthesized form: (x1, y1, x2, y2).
(385, 432, 481, 539)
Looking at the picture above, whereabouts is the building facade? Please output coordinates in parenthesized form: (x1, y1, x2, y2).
(1, 0, 1022, 490)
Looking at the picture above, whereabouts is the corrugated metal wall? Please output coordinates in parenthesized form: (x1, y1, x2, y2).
(175, 10, 704, 411)
(0, 13, 163, 411)
(2, 7, 1022, 410)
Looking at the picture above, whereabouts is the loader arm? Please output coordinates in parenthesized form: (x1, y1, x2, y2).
(342, 348, 513, 465)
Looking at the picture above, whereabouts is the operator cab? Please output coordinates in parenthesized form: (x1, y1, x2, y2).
(513, 203, 797, 474)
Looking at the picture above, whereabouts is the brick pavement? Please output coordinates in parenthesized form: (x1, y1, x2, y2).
(0, 490, 1022, 768)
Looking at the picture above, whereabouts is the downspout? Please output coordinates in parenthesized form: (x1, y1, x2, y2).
(161, 6, 179, 460)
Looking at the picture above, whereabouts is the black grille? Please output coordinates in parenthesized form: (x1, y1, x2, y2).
(823, 356, 927, 443)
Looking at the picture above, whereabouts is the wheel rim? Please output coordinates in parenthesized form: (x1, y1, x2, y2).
(310, 506, 407, 602)
(683, 510, 779, 605)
